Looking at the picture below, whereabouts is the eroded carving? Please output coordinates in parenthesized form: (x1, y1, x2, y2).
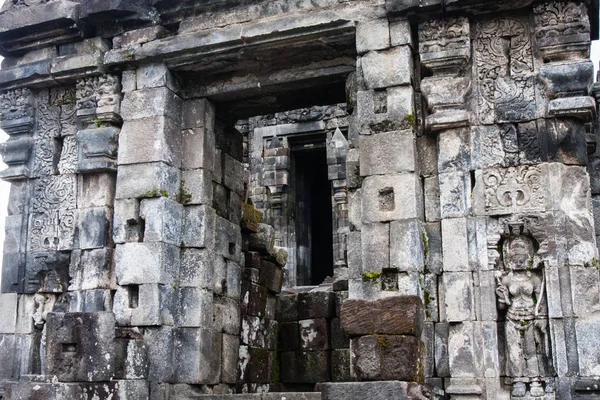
(33, 175, 76, 213)
(58, 136, 77, 174)
(76, 75, 120, 111)
(30, 210, 76, 251)
(534, 1, 590, 61)
(419, 17, 470, 73)
(495, 222, 553, 398)
(483, 166, 545, 215)
(0, 88, 33, 122)
(475, 17, 536, 124)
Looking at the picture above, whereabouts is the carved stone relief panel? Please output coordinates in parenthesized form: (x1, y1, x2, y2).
(30, 175, 77, 252)
(483, 165, 545, 216)
(494, 222, 554, 398)
(474, 16, 537, 124)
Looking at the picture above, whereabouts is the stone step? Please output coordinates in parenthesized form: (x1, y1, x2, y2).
(185, 393, 321, 400)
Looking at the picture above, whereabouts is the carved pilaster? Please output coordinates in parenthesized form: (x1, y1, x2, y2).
(75, 74, 121, 173)
(535, 2, 596, 121)
(0, 88, 35, 180)
(419, 17, 471, 131)
(262, 135, 290, 211)
(327, 127, 349, 270)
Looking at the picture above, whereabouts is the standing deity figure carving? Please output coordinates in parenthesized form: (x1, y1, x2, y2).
(495, 224, 553, 398)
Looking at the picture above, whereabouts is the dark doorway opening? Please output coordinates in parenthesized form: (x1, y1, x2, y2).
(293, 146, 334, 285)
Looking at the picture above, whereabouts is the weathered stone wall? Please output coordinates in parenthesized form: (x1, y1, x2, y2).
(0, 0, 598, 399)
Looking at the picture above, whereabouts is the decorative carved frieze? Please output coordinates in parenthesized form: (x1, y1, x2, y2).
(474, 17, 537, 124)
(534, 1, 590, 61)
(483, 165, 545, 215)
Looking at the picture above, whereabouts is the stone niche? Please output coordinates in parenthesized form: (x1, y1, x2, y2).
(0, 1, 599, 400)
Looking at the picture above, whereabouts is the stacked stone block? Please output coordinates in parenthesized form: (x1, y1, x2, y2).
(238, 221, 285, 392)
(347, 17, 424, 301)
(276, 290, 350, 386)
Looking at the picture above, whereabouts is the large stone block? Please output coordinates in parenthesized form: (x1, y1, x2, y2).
(441, 218, 470, 272)
(180, 248, 214, 289)
(321, 381, 429, 400)
(115, 242, 179, 285)
(121, 87, 182, 121)
(114, 338, 149, 380)
(341, 296, 423, 337)
(356, 19, 390, 54)
(280, 351, 330, 383)
(390, 219, 425, 272)
(351, 335, 423, 382)
(175, 287, 213, 328)
(78, 173, 116, 209)
(182, 205, 216, 249)
(136, 62, 177, 90)
(45, 312, 116, 382)
(221, 333, 239, 384)
(213, 296, 241, 335)
(118, 116, 181, 167)
(223, 153, 245, 196)
(113, 198, 143, 244)
(145, 326, 174, 382)
(76, 127, 119, 173)
(113, 284, 174, 326)
(259, 260, 283, 294)
(441, 272, 475, 322)
(215, 216, 242, 262)
(79, 248, 113, 290)
(361, 46, 413, 89)
(182, 168, 214, 206)
(361, 173, 423, 223)
(140, 196, 183, 245)
(115, 162, 180, 200)
(298, 291, 335, 320)
(360, 222, 389, 275)
(173, 327, 215, 384)
(576, 316, 600, 376)
(0, 334, 15, 380)
(0, 293, 18, 334)
(79, 206, 112, 249)
(359, 130, 415, 176)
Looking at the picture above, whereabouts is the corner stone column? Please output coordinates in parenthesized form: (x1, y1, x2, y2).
(327, 17, 429, 400)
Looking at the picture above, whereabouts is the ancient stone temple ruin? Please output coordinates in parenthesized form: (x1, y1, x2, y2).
(0, 0, 599, 399)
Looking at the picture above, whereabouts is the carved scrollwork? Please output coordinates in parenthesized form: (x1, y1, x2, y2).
(483, 165, 545, 215)
(32, 175, 76, 214)
(474, 17, 536, 123)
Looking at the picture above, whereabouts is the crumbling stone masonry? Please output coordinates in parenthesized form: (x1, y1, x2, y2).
(0, 0, 599, 399)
